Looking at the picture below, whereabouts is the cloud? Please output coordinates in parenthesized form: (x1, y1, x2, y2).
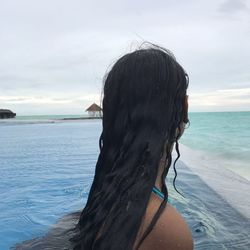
(219, 0, 249, 13)
(0, 96, 72, 105)
(0, 93, 101, 115)
(0, 0, 250, 114)
(0, 94, 100, 104)
(190, 88, 250, 111)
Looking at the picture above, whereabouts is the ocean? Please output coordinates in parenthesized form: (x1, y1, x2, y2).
(0, 112, 249, 249)
(180, 111, 250, 180)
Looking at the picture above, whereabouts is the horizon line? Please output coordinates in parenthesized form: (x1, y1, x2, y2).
(14, 110, 250, 116)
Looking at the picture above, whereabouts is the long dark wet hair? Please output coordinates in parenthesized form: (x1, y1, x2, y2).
(70, 43, 189, 250)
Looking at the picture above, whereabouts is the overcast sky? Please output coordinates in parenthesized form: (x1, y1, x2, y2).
(0, 0, 250, 115)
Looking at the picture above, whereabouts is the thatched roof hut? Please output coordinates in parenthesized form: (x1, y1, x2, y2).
(85, 103, 102, 112)
(0, 109, 16, 119)
(85, 103, 102, 117)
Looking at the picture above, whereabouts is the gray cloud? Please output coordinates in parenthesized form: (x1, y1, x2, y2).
(219, 0, 249, 13)
(0, 0, 249, 114)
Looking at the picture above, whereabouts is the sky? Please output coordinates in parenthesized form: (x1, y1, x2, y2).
(0, 0, 250, 115)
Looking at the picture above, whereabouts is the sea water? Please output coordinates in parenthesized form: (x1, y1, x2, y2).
(0, 112, 249, 249)
(180, 111, 250, 180)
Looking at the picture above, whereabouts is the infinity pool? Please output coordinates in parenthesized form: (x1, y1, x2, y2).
(0, 120, 249, 249)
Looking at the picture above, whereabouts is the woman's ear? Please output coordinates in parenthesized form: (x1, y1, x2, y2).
(175, 95, 189, 140)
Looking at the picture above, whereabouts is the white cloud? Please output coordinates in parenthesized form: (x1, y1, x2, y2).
(219, 0, 249, 13)
(0, 93, 100, 104)
(190, 88, 250, 111)
(0, 0, 250, 114)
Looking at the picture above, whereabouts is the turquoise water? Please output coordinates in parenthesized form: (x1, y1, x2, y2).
(180, 111, 250, 180)
(8, 111, 250, 179)
(0, 113, 249, 249)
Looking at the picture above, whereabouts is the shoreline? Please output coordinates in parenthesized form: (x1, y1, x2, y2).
(0, 116, 102, 121)
(59, 117, 102, 120)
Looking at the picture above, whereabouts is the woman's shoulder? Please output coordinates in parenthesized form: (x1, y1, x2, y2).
(135, 193, 194, 250)
(153, 202, 194, 250)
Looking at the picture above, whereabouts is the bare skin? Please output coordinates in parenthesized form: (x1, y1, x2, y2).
(133, 191, 194, 250)
(133, 95, 193, 250)
(133, 148, 194, 250)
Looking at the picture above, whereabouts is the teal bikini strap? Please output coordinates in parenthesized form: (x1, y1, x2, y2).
(152, 186, 168, 202)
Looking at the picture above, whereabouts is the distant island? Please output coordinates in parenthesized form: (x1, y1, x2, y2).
(0, 109, 16, 119)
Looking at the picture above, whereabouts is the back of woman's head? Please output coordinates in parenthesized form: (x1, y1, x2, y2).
(70, 43, 189, 250)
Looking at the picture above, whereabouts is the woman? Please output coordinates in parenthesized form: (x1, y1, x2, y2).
(70, 43, 194, 250)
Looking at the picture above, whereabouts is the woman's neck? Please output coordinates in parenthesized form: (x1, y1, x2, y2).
(154, 142, 174, 191)
(154, 160, 165, 191)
